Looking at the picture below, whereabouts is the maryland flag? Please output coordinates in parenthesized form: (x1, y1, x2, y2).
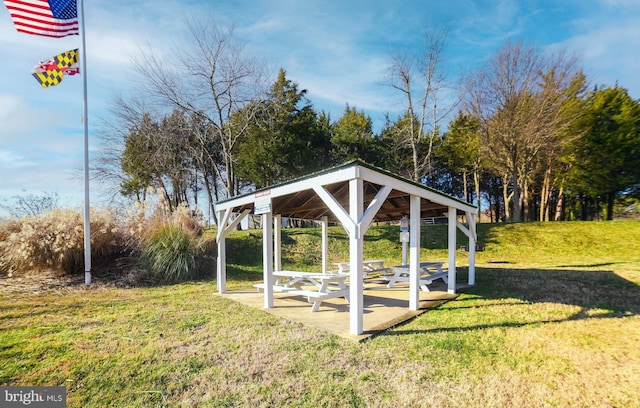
(32, 48, 79, 88)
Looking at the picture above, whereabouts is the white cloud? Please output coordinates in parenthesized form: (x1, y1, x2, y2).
(0, 94, 73, 140)
(0, 150, 35, 168)
(452, 0, 526, 48)
(557, 7, 640, 96)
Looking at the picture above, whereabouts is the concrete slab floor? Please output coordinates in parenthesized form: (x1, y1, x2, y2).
(217, 278, 466, 341)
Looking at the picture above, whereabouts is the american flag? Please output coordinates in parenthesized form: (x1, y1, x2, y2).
(3, 0, 79, 38)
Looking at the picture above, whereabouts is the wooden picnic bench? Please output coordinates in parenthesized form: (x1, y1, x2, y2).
(382, 262, 448, 292)
(254, 270, 350, 312)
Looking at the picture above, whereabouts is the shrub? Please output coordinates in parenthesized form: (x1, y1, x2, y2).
(139, 225, 209, 282)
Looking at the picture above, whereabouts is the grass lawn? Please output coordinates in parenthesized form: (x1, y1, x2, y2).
(1, 221, 639, 407)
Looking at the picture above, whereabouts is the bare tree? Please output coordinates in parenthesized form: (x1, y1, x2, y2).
(465, 41, 586, 222)
(0, 191, 59, 218)
(93, 95, 149, 205)
(387, 26, 459, 182)
(130, 18, 267, 216)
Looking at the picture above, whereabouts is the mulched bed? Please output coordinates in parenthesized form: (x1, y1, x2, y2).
(0, 258, 157, 295)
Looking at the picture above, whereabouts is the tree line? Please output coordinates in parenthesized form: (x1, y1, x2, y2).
(97, 20, 640, 224)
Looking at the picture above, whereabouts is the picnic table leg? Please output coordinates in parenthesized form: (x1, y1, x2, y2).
(386, 270, 401, 288)
(338, 280, 350, 303)
(310, 299, 322, 312)
(307, 281, 330, 312)
(283, 277, 304, 289)
(432, 265, 448, 283)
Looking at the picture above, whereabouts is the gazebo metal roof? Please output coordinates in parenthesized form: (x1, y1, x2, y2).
(215, 160, 475, 222)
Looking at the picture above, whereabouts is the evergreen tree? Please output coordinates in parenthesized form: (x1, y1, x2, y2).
(120, 113, 160, 201)
(566, 85, 640, 219)
(235, 69, 328, 188)
(330, 104, 381, 165)
(438, 112, 483, 208)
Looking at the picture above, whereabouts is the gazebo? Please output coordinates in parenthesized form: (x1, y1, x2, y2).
(214, 160, 478, 335)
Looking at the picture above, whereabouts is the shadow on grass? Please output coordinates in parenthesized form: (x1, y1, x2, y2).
(555, 262, 623, 268)
(380, 266, 639, 336)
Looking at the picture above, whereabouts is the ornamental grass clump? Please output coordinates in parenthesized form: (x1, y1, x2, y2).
(0, 208, 128, 276)
(138, 202, 213, 283)
(139, 225, 208, 282)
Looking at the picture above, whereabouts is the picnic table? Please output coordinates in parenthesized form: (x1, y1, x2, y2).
(254, 271, 350, 312)
(383, 262, 448, 292)
(333, 259, 392, 278)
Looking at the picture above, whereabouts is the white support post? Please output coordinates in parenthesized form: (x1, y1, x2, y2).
(321, 216, 329, 273)
(262, 212, 274, 309)
(215, 208, 250, 293)
(216, 210, 227, 293)
(274, 214, 282, 272)
(467, 211, 477, 285)
(448, 207, 457, 294)
(409, 195, 421, 311)
(216, 242, 226, 293)
(349, 178, 364, 335)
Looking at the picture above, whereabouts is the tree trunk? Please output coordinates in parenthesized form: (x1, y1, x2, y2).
(503, 173, 511, 221)
(488, 193, 494, 222)
(462, 171, 468, 203)
(607, 193, 615, 221)
(580, 195, 589, 221)
(512, 169, 521, 222)
(540, 166, 551, 222)
(544, 190, 551, 222)
(554, 183, 565, 221)
(523, 177, 530, 222)
(203, 173, 218, 226)
(473, 170, 481, 222)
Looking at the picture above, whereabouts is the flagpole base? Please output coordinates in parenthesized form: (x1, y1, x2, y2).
(85, 272, 91, 285)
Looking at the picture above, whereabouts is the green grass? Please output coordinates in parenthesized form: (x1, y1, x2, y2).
(1, 221, 639, 407)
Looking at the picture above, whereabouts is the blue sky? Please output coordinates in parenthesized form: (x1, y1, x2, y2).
(1, 0, 639, 217)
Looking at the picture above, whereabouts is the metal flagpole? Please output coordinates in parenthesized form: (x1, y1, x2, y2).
(78, 0, 91, 285)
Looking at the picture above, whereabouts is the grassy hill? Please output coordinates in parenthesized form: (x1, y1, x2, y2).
(1, 221, 639, 407)
(222, 220, 640, 283)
